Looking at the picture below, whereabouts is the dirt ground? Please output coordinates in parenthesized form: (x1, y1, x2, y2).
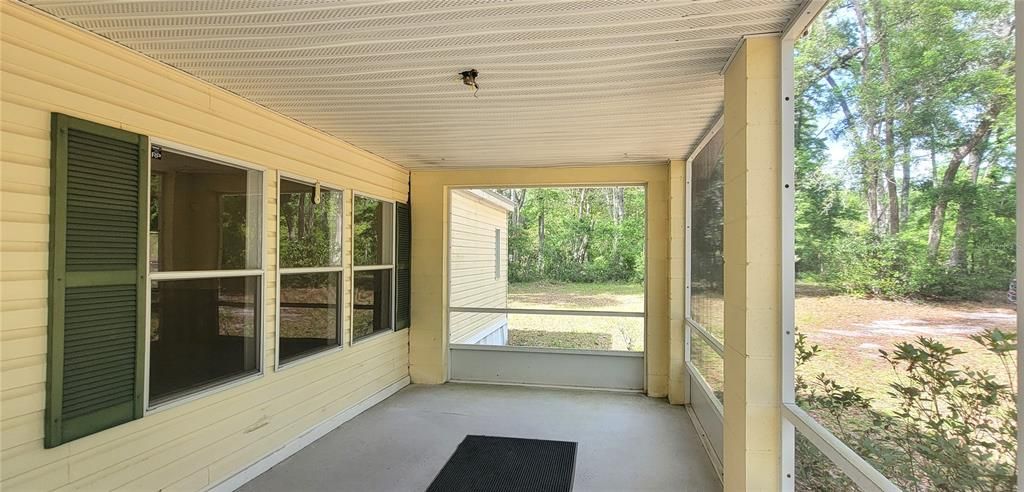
(795, 285, 1017, 405)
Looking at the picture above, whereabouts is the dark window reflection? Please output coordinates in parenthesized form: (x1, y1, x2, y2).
(353, 270, 392, 340)
(353, 196, 393, 266)
(279, 272, 341, 363)
(279, 180, 342, 269)
(150, 150, 261, 272)
(149, 276, 259, 403)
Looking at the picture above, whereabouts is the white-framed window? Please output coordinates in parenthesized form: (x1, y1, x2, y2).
(352, 193, 395, 342)
(146, 141, 264, 409)
(276, 175, 344, 367)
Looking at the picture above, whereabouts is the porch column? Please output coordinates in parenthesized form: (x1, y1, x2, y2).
(668, 158, 687, 404)
(408, 172, 448, 384)
(722, 36, 783, 491)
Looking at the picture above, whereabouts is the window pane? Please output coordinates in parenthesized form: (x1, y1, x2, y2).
(279, 179, 342, 268)
(691, 331, 723, 403)
(149, 276, 259, 403)
(688, 131, 724, 342)
(353, 269, 392, 340)
(353, 196, 393, 266)
(150, 149, 262, 272)
(279, 272, 340, 364)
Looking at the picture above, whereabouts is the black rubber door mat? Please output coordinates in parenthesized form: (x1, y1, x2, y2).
(426, 435, 578, 492)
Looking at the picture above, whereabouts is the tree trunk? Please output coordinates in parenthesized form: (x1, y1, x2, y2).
(537, 203, 545, 274)
(900, 140, 911, 229)
(877, 5, 899, 235)
(927, 103, 1001, 259)
(297, 193, 307, 239)
(573, 189, 590, 264)
(948, 151, 982, 270)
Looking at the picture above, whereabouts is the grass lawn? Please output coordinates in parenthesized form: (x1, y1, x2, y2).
(506, 281, 644, 351)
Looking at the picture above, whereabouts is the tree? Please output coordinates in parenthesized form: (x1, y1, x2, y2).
(794, 0, 1016, 298)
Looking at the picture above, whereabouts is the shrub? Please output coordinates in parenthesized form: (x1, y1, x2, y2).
(795, 330, 1017, 491)
(821, 233, 918, 298)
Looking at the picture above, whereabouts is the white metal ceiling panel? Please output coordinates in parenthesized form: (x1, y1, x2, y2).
(23, 0, 803, 169)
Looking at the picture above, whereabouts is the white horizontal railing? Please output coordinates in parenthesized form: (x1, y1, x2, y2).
(685, 318, 724, 355)
(448, 306, 645, 318)
(782, 404, 901, 492)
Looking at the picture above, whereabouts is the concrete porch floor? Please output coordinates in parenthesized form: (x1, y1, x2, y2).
(238, 383, 721, 491)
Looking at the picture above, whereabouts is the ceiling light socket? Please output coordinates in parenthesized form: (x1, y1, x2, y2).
(459, 69, 479, 97)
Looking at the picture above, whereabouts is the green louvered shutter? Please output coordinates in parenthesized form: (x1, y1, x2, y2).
(395, 201, 411, 330)
(45, 114, 148, 448)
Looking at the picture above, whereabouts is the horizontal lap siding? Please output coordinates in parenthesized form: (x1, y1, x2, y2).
(1, 4, 410, 491)
(448, 191, 508, 344)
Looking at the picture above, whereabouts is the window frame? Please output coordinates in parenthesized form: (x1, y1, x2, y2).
(351, 191, 397, 343)
(275, 172, 346, 370)
(143, 138, 267, 413)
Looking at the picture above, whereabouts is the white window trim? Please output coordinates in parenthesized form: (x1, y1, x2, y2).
(144, 138, 267, 413)
(351, 192, 397, 342)
(275, 172, 346, 370)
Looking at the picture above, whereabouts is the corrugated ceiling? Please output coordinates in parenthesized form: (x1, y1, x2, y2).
(22, 0, 803, 169)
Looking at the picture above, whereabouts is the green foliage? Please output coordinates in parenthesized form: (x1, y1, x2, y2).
(794, 0, 1016, 301)
(279, 186, 342, 286)
(795, 330, 1018, 490)
(352, 195, 385, 266)
(503, 187, 645, 284)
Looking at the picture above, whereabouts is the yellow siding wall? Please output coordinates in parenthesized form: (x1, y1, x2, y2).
(1, 3, 410, 490)
(448, 190, 508, 344)
(408, 166, 671, 395)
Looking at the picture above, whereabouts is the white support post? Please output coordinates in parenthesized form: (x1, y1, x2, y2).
(779, 35, 797, 492)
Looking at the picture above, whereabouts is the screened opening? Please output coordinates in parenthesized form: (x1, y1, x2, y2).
(448, 187, 646, 353)
(788, 1, 1017, 488)
(684, 120, 725, 469)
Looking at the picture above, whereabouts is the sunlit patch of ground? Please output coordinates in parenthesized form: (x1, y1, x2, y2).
(795, 285, 1017, 408)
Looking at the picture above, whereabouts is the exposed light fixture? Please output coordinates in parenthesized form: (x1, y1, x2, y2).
(459, 69, 479, 98)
